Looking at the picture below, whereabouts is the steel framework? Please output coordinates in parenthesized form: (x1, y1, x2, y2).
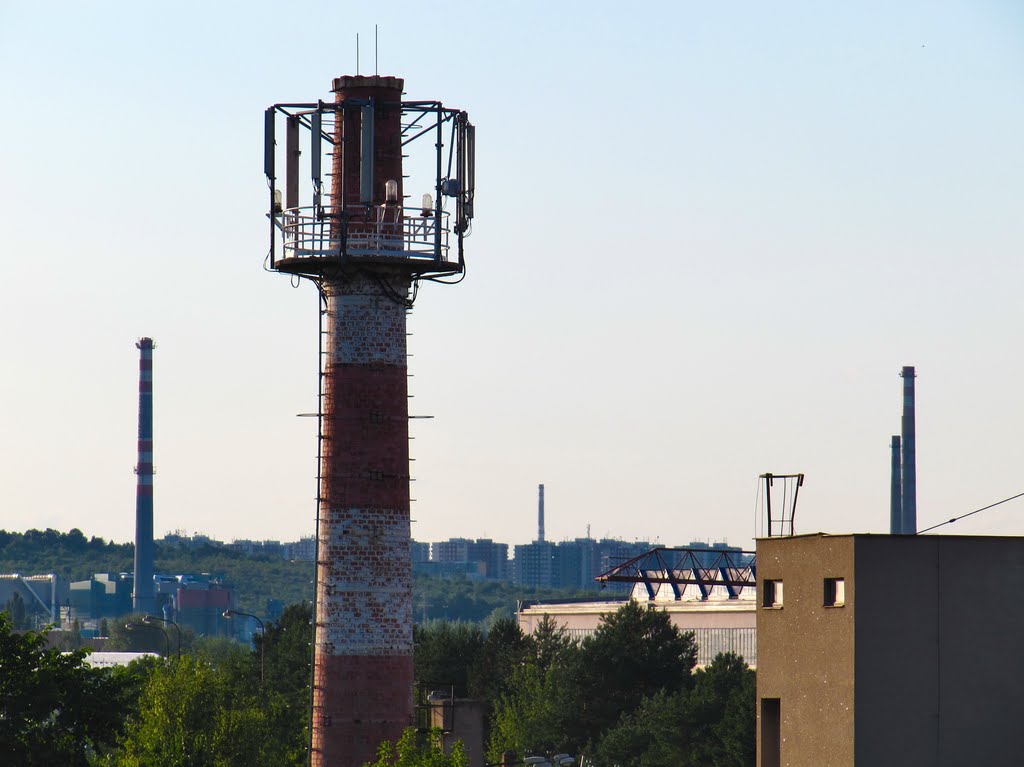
(596, 547, 757, 601)
(264, 99, 474, 277)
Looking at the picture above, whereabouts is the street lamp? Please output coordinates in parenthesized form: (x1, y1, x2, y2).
(125, 621, 169, 657)
(223, 609, 266, 683)
(143, 614, 181, 659)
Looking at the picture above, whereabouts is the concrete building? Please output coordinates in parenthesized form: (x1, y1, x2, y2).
(513, 541, 557, 588)
(433, 538, 509, 580)
(518, 596, 757, 667)
(70, 573, 133, 620)
(411, 540, 431, 565)
(756, 533, 1024, 767)
(0, 573, 66, 626)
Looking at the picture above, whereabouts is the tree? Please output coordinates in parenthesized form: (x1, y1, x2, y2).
(414, 621, 484, 697)
(567, 600, 697, 750)
(685, 652, 756, 767)
(101, 654, 296, 767)
(592, 652, 756, 767)
(0, 613, 133, 765)
(468, 617, 534, 703)
(254, 601, 313, 764)
(368, 727, 467, 767)
(3, 591, 29, 630)
(531, 614, 573, 674)
(488, 601, 699, 758)
(486, 661, 576, 764)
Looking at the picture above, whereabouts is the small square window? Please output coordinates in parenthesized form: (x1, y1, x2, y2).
(824, 577, 845, 607)
(762, 579, 783, 608)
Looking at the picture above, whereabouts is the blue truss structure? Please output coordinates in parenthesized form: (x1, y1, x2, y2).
(595, 547, 757, 601)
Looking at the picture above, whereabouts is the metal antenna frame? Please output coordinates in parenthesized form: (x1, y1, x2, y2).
(760, 473, 804, 537)
(264, 99, 474, 281)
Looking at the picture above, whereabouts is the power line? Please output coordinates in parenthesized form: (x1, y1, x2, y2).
(916, 490, 1024, 535)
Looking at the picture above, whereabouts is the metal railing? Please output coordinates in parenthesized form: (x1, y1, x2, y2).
(274, 205, 450, 261)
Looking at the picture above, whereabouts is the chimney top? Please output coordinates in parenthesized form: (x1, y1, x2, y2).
(332, 75, 404, 93)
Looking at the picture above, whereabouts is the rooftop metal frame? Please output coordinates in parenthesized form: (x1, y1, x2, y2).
(595, 547, 757, 601)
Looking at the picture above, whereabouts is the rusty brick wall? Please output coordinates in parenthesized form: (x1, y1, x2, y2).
(311, 270, 414, 767)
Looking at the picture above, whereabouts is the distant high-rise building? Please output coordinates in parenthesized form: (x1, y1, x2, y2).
(556, 538, 602, 590)
(432, 538, 471, 563)
(513, 541, 558, 589)
(431, 537, 508, 579)
(410, 540, 430, 565)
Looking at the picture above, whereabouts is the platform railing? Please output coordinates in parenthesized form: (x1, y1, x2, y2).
(274, 205, 450, 261)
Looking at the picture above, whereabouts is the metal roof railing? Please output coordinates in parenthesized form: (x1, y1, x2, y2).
(273, 204, 451, 262)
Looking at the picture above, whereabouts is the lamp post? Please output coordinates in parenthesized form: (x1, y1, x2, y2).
(143, 614, 181, 659)
(125, 621, 168, 657)
(223, 609, 265, 683)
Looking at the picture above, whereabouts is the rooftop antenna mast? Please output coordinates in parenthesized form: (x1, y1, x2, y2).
(760, 472, 804, 537)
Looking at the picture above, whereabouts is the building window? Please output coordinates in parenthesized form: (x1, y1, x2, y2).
(762, 579, 783, 608)
(824, 577, 845, 607)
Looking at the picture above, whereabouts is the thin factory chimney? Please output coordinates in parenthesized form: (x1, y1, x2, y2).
(133, 338, 156, 613)
(901, 366, 917, 534)
(890, 435, 902, 534)
(538, 484, 545, 542)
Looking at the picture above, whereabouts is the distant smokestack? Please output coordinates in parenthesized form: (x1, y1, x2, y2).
(890, 435, 902, 534)
(901, 366, 917, 534)
(538, 484, 545, 542)
(133, 338, 156, 613)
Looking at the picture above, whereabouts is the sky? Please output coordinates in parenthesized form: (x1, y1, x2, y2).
(0, 1, 1022, 551)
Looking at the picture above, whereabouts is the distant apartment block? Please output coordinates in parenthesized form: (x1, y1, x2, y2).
(429, 537, 509, 580)
(410, 540, 430, 564)
(513, 541, 557, 588)
(284, 536, 316, 561)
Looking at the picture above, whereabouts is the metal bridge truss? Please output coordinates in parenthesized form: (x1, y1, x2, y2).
(596, 547, 757, 601)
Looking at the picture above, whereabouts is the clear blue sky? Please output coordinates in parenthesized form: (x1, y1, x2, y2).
(1, 1, 1021, 548)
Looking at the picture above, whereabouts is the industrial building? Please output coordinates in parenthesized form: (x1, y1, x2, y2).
(0, 573, 65, 627)
(68, 571, 236, 637)
(518, 546, 759, 666)
(756, 533, 1024, 767)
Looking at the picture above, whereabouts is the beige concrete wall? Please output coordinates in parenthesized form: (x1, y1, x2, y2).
(518, 599, 756, 634)
(756, 535, 855, 767)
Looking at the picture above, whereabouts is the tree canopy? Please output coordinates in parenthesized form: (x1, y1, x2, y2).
(368, 727, 467, 767)
(487, 599, 701, 757)
(0, 613, 134, 765)
(593, 652, 756, 767)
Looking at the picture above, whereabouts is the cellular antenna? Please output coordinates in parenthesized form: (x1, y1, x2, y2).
(356, 33, 360, 76)
(375, 24, 378, 76)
